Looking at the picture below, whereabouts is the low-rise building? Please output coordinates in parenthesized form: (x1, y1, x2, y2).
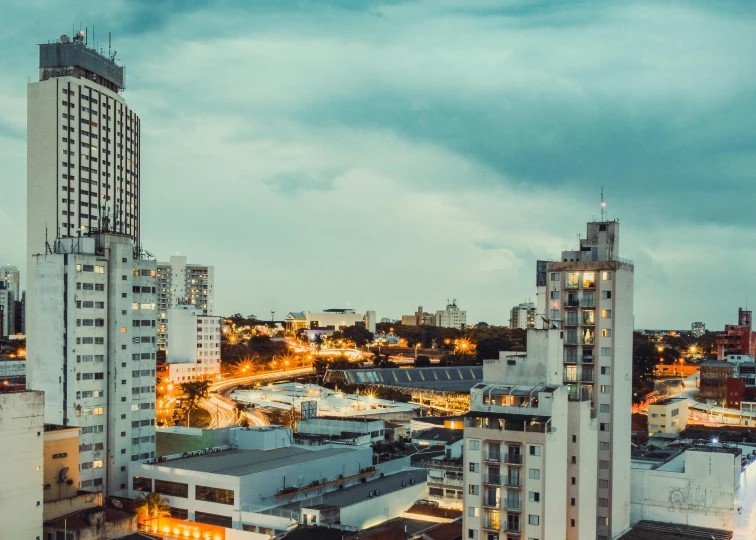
(0, 390, 44, 540)
(647, 397, 688, 436)
(630, 442, 756, 538)
(285, 312, 308, 334)
(411, 457, 464, 510)
(296, 417, 386, 445)
(401, 306, 436, 327)
(411, 428, 463, 459)
(165, 305, 222, 383)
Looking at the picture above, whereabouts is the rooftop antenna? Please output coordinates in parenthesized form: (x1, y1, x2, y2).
(109, 32, 111, 58)
(600, 186, 607, 221)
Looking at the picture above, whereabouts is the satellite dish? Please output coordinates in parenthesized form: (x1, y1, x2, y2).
(58, 467, 69, 482)
(60, 35, 70, 44)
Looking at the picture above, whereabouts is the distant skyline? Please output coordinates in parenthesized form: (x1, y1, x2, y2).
(3, 1, 756, 329)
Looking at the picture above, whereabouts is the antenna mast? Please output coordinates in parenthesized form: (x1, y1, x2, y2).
(600, 186, 606, 221)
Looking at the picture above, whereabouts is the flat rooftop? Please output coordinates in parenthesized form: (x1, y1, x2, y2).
(283, 469, 427, 511)
(651, 397, 687, 406)
(326, 367, 482, 393)
(147, 446, 361, 477)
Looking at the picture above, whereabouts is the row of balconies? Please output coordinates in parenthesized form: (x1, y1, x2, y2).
(483, 454, 522, 465)
(483, 497, 522, 511)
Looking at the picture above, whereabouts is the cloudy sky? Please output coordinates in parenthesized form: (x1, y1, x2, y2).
(2, 0, 756, 328)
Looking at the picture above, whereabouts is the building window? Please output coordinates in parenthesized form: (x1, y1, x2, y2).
(469, 463, 479, 473)
(571, 456, 576, 464)
(528, 469, 540, 480)
(599, 404, 610, 413)
(601, 385, 610, 394)
(602, 271, 612, 280)
(601, 291, 612, 299)
(154, 480, 188, 498)
(195, 485, 234, 505)
(529, 491, 540, 502)
(468, 506, 479, 517)
(528, 515, 540, 526)
(529, 445, 540, 456)
(571, 497, 576, 506)
(571, 477, 576, 485)
(567, 272, 579, 288)
(469, 440, 480, 451)
(600, 423, 609, 432)
(601, 328, 612, 337)
(600, 347, 611, 356)
(601, 309, 611, 319)
(572, 435, 577, 443)
(599, 498, 609, 507)
(583, 272, 595, 288)
(92, 460, 103, 468)
(550, 290, 560, 300)
(468, 484, 480, 495)
(571, 518, 576, 527)
(599, 460, 609, 470)
(551, 272, 560, 281)
(467, 530, 477, 540)
(599, 479, 609, 488)
(600, 442, 610, 451)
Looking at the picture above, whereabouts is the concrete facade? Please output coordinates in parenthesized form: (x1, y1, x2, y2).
(435, 301, 466, 329)
(536, 220, 634, 539)
(0, 390, 44, 540)
(27, 233, 157, 495)
(306, 309, 366, 330)
(510, 302, 536, 330)
(157, 255, 215, 350)
(463, 329, 598, 540)
(166, 305, 221, 381)
(44, 424, 81, 503)
(647, 397, 688, 436)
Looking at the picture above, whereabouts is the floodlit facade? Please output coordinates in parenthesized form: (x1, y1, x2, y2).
(27, 234, 157, 496)
(0, 390, 44, 540)
(510, 302, 536, 330)
(647, 397, 688, 436)
(436, 300, 467, 329)
(27, 38, 139, 258)
(463, 329, 598, 540)
(691, 321, 705, 338)
(157, 255, 215, 350)
(165, 305, 222, 383)
(536, 220, 634, 539)
(306, 309, 367, 330)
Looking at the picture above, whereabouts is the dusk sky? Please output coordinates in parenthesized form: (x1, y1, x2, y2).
(2, 1, 756, 329)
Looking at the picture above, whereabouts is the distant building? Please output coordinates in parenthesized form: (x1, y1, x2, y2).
(435, 300, 466, 329)
(0, 265, 21, 336)
(285, 312, 308, 334)
(157, 255, 215, 350)
(0, 390, 44, 540)
(691, 321, 705, 338)
(165, 305, 222, 383)
(306, 309, 371, 331)
(401, 306, 436, 327)
(647, 397, 688, 436)
(510, 302, 536, 330)
(717, 308, 756, 360)
(0, 282, 11, 338)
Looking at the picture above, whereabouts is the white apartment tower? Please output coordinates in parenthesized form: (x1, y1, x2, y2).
(510, 302, 536, 330)
(463, 330, 598, 540)
(536, 220, 634, 540)
(1, 264, 21, 335)
(165, 305, 222, 383)
(436, 299, 467, 329)
(27, 234, 157, 496)
(27, 36, 140, 257)
(156, 255, 215, 350)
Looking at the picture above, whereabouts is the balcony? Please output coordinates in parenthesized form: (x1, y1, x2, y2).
(564, 317, 579, 327)
(504, 523, 522, 533)
(564, 299, 579, 308)
(483, 497, 500, 509)
(503, 454, 522, 465)
(504, 499, 522, 511)
(484, 520, 501, 531)
(502, 478, 521, 488)
(582, 354, 594, 364)
(485, 475, 501, 485)
(485, 453, 501, 464)
(581, 298, 595, 308)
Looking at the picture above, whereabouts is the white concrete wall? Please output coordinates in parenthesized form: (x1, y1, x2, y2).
(167, 306, 203, 363)
(340, 480, 427, 530)
(0, 391, 44, 540)
(631, 450, 738, 531)
(231, 427, 293, 450)
(567, 399, 598, 540)
(648, 400, 688, 435)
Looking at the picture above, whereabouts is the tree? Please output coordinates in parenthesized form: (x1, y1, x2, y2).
(342, 325, 374, 347)
(476, 336, 513, 362)
(134, 492, 171, 525)
(414, 355, 431, 367)
(180, 380, 210, 411)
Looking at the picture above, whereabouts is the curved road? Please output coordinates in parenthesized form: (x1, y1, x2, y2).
(203, 367, 314, 428)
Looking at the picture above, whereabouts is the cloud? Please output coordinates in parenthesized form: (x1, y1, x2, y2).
(2, 0, 756, 328)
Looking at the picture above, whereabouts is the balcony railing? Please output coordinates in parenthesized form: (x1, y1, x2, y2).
(504, 500, 522, 511)
(564, 299, 579, 308)
(484, 520, 501, 531)
(485, 475, 501, 485)
(503, 478, 521, 488)
(504, 523, 521, 533)
(582, 355, 594, 363)
(581, 298, 595, 308)
(503, 454, 522, 465)
(485, 454, 501, 463)
(564, 318, 579, 327)
(483, 497, 500, 508)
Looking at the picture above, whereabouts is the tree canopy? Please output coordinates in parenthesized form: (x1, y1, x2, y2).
(180, 380, 210, 411)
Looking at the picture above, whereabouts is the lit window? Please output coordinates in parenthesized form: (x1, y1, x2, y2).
(601, 309, 612, 319)
(93, 460, 103, 468)
(602, 271, 612, 280)
(582, 272, 595, 288)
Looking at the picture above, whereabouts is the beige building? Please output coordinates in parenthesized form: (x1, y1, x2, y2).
(510, 302, 536, 330)
(647, 397, 688, 436)
(463, 329, 598, 540)
(44, 424, 81, 503)
(536, 220, 634, 539)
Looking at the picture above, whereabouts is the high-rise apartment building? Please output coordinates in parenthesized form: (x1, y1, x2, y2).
(536, 220, 634, 539)
(510, 302, 536, 330)
(691, 321, 705, 338)
(27, 234, 157, 496)
(165, 305, 222, 383)
(27, 35, 139, 258)
(436, 300, 467, 329)
(156, 255, 215, 350)
(0, 265, 21, 335)
(463, 330, 598, 540)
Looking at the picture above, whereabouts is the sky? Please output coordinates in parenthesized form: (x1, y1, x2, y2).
(2, 0, 756, 329)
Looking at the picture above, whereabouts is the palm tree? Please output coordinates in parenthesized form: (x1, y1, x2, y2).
(134, 492, 171, 528)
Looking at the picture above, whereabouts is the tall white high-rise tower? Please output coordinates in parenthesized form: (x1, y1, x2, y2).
(536, 220, 634, 540)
